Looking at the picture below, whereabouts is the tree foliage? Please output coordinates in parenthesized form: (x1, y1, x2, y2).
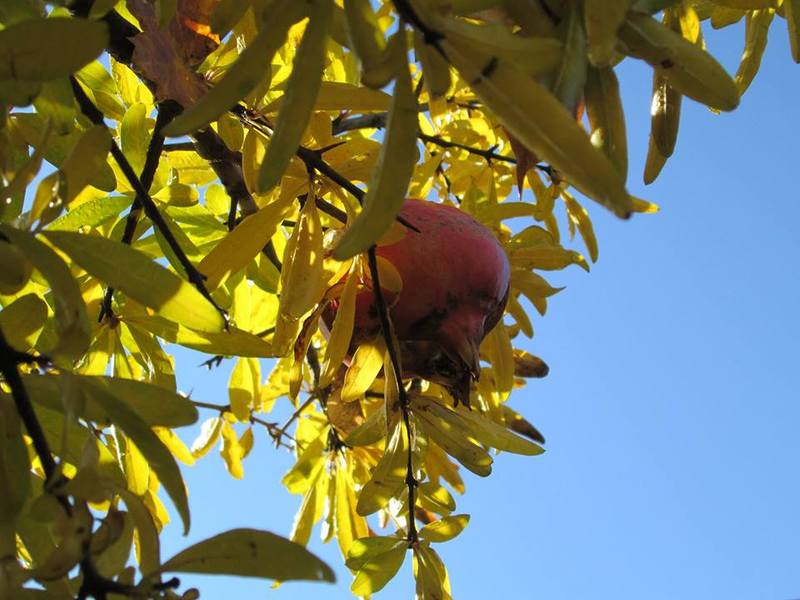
(0, 0, 795, 598)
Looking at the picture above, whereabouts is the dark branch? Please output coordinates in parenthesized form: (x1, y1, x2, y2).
(420, 133, 516, 164)
(366, 247, 418, 544)
(332, 114, 517, 164)
(0, 330, 58, 485)
(70, 78, 227, 324)
(99, 101, 179, 323)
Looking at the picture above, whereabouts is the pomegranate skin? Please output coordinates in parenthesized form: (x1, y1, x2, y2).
(350, 199, 511, 405)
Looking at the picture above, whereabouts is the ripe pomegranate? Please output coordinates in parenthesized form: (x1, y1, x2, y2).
(333, 199, 511, 406)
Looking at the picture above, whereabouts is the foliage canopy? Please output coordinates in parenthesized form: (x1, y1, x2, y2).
(0, 0, 795, 598)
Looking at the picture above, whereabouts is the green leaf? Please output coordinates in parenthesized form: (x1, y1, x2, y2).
(0, 225, 91, 360)
(0, 17, 108, 82)
(0, 399, 31, 525)
(87, 380, 191, 534)
(123, 314, 274, 358)
(43, 230, 225, 333)
(47, 195, 132, 231)
(0, 293, 48, 352)
(59, 124, 112, 204)
(154, 528, 336, 582)
(12, 113, 117, 191)
(419, 514, 470, 543)
(33, 78, 75, 134)
(22, 374, 198, 429)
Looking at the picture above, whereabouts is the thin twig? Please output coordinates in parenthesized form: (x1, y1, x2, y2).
(99, 101, 179, 323)
(275, 394, 318, 444)
(332, 114, 517, 164)
(189, 400, 297, 449)
(420, 133, 516, 164)
(70, 78, 228, 326)
(366, 247, 418, 544)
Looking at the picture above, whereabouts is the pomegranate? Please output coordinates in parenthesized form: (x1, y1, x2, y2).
(334, 199, 511, 406)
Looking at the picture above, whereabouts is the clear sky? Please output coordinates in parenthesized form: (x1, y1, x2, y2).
(157, 19, 800, 600)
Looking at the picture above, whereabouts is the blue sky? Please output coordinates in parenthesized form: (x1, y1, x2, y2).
(157, 19, 800, 600)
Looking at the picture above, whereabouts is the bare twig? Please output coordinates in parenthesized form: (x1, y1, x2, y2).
(99, 101, 180, 322)
(190, 400, 296, 449)
(366, 247, 418, 544)
(70, 78, 227, 325)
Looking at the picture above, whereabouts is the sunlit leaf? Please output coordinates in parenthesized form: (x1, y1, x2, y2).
(155, 528, 335, 582)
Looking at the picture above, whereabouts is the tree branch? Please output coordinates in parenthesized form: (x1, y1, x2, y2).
(70, 78, 227, 324)
(366, 247, 418, 544)
(99, 101, 180, 323)
(332, 114, 517, 164)
(0, 330, 58, 486)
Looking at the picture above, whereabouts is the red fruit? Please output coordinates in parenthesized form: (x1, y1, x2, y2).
(340, 199, 510, 406)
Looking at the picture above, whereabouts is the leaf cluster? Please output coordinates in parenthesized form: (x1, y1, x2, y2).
(0, 0, 794, 598)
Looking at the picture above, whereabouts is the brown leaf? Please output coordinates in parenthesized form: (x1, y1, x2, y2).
(128, 0, 221, 105)
(505, 126, 539, 197)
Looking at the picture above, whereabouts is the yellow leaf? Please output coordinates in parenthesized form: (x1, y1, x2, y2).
(265, 81, 392, 113)
(481, 324, 514, 399)
(321, 266, 359, 387)
(334, 456, 369, 558)
(584, 66, 628, 179)
(413, 544, 452, 600)
(191, 417, 224, 459)
(258, 0, 333, 193)
(341, 338, 386, 402)
(443, 36, 632, 218)
(124, 438, 150, 496)
(282, 432, 327, 495)
(278, 197, 325, 320)
(355, 421, 407, 516)
(163, 2, 308, 136)
(332, 30, 419, 260)
(618, 12, 740, 111)
(412, 396, 493, 477)
(229, 357, 260, 423)
(88, 380, 191, 533)
(154, 427, 195, 466)
(584, 0, 630, 66)
(563, 193, 599, 263)
(199, 193, 294, 290)
(220, 421, 245, 479)
(735, 9, 774, 95)
(458, 409, 544, 456)
(349, 538, 406, 596)
(420, 514, 470, 543)
(124, 314, 274, 358)
(0, 293, 48, 352)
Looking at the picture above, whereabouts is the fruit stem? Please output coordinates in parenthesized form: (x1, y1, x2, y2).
(367, 247, 419, 544)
